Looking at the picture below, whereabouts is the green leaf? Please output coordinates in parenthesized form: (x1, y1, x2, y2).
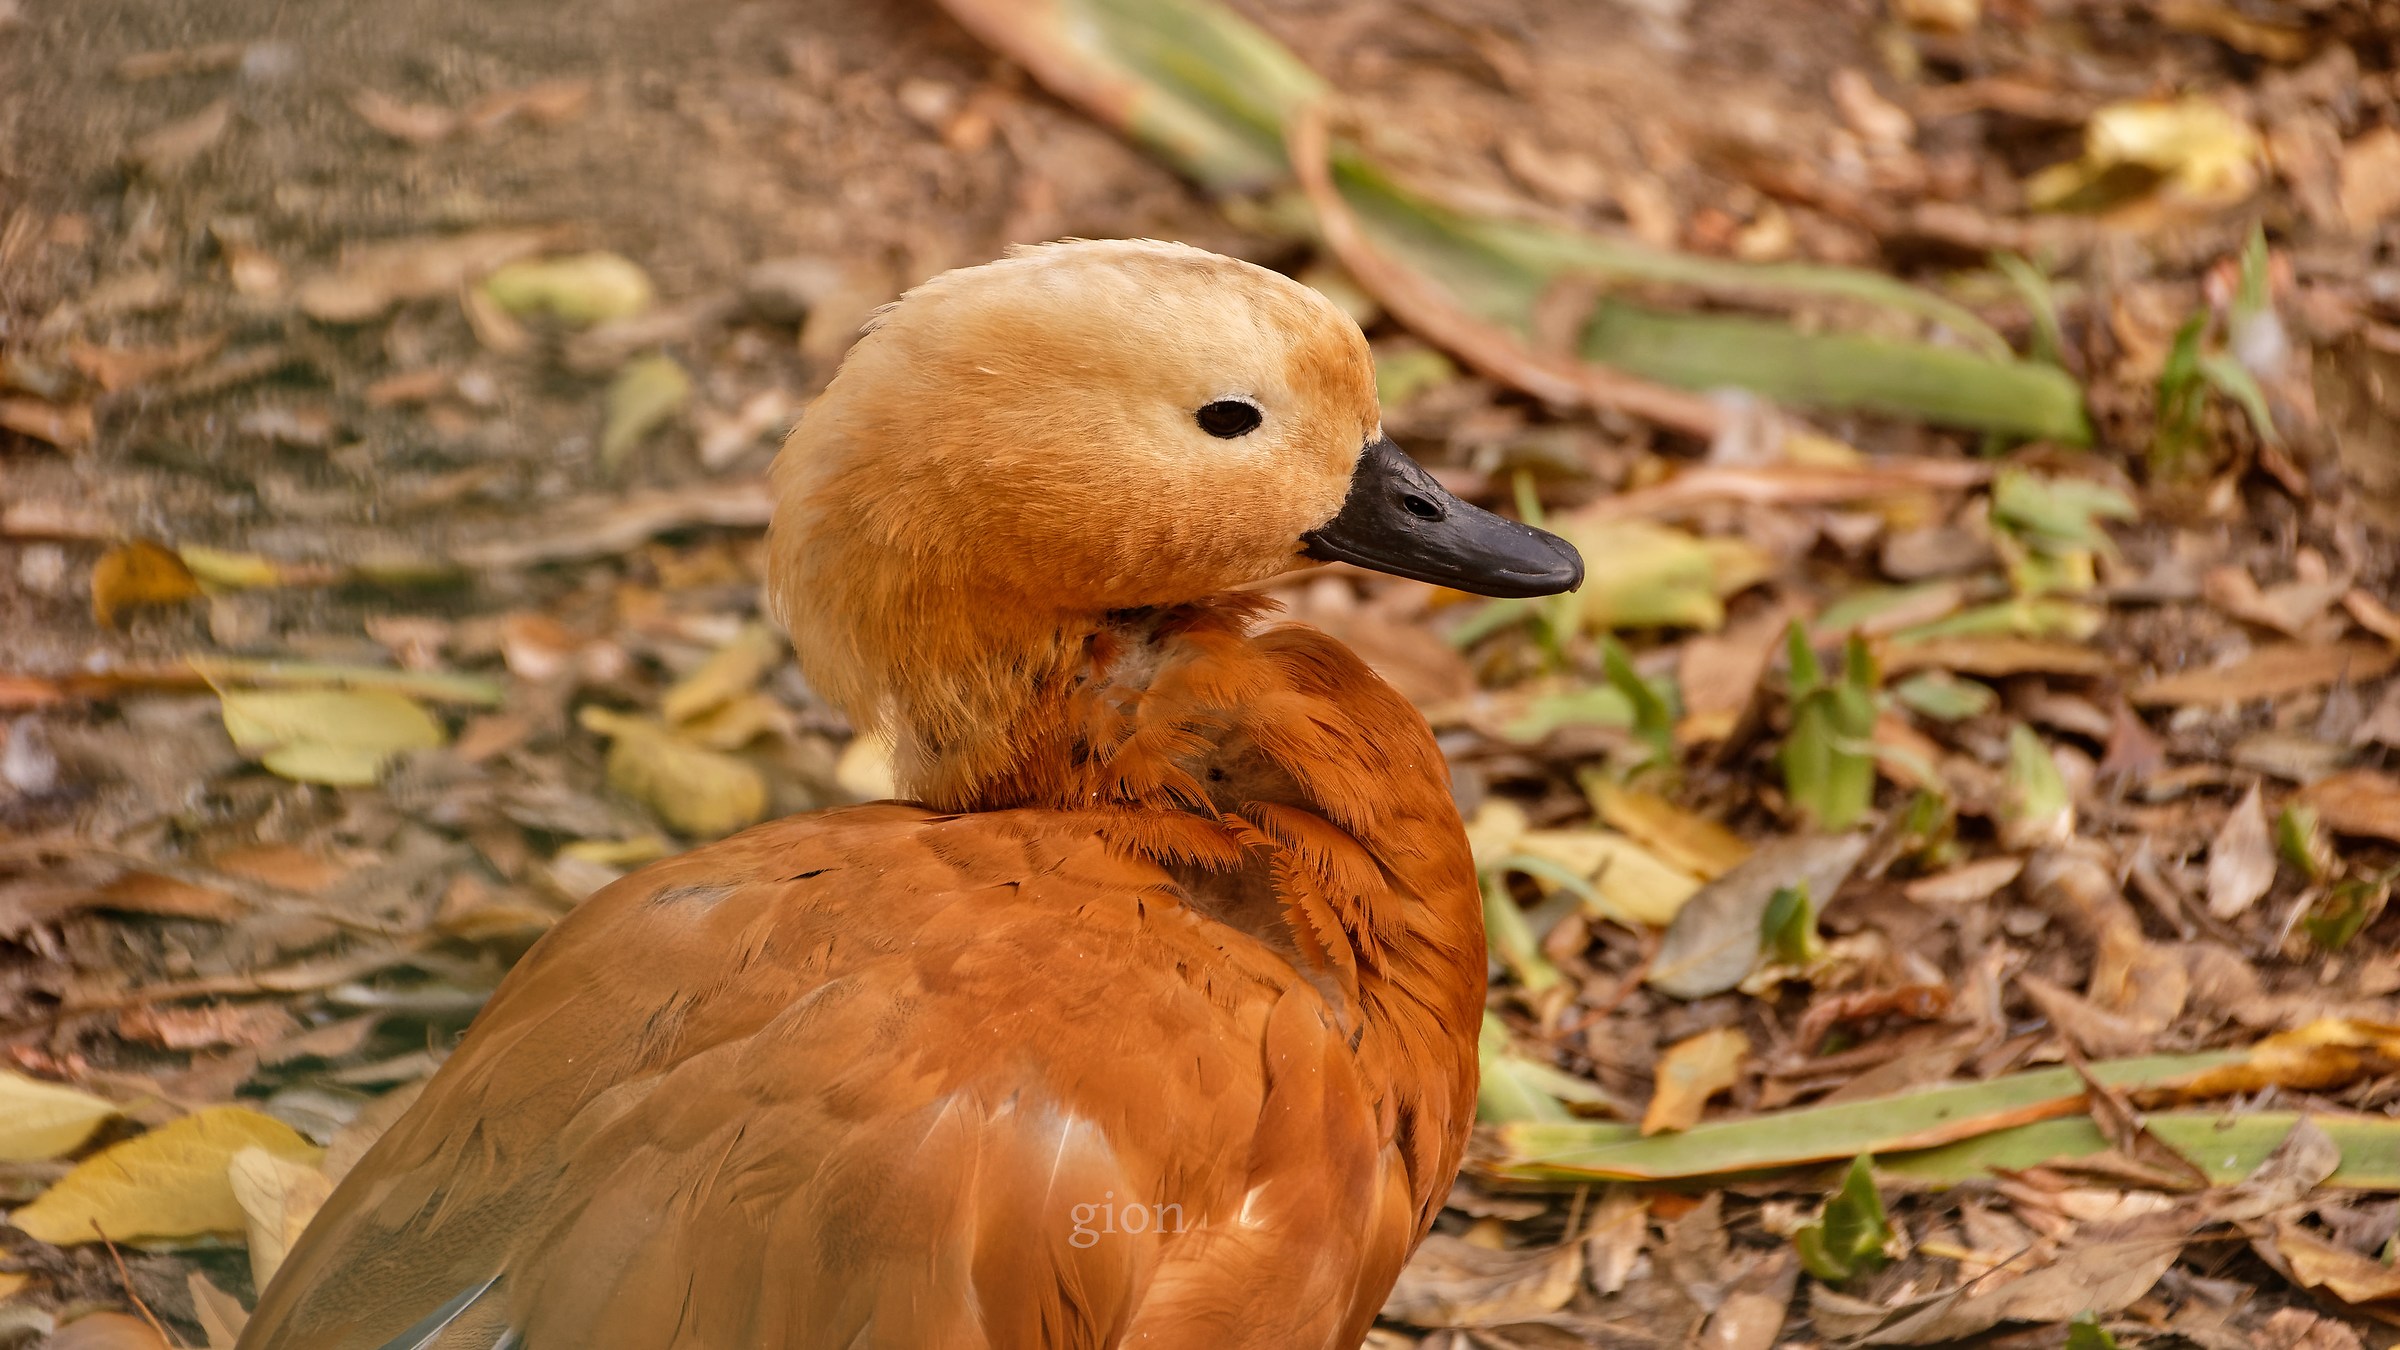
(2302, 875, 2390, 952)
(1478, 1012, 1619, 1124)
(2276, 803, 2330, 883)
(1760, 881, 1825, 967)
(2200, 350, 2281, 446)
(936, 0, 2093, 439)
(1989, 470, 2137, 553)
(1601, 637, 1676, 767)
(600, 353, 692, 469)
(1483, 873, 1562, 994)
(1793, 1155, 1892, 1283)
(1503, 686, 1636, 742)
(2066, 1315, 2120, 1349)
(1893, 671, 1997, 722)
(2002, 724, 2073, 846)
(1780, 630, 1878, 830)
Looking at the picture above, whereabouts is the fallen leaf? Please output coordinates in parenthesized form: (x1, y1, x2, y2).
(2133, 642, 2398, 706)
(219, 687, 447, 785)
(1644, 1026, 1749, 1134)
(1381, 1232, 1582, 1328)
(835, 726, 898, 801)
(0, 396, 97, 449)
(187, 1270, 249, 1349)
(1566, 521, 1766, 631)
(94, 871, 245, 922)
(2269, 1218, 2400, 1304)
(1860, 1219, 2189, 1343)
(1881, 635, 2115, 678)
(2301, 771, 2400, 843)
(294, 226, 556, 323)
(1651, 834, 1868, 998)
(11, 1105, 323, 1244)
(48, 1313, 168, 1350)
(0, 1069, 119, 1161)
(599, 353, 691, 468)
(1589, 781, 1752, 879)
(67, 335, 223, 391)
(661, 622, 786, 724)
(118, 1001, 300, 1052)
(580, 707, 768, 837)
(1506, 827, 1704, 927)
(227, 1145, 332, 1289)
(1583, 1188, 1648, 1295)
(89, 540, 200, 627)
(127, 98, 232, 177)
(347, 89, 458, 143)
(2206, 783, 2276, 919)
(2027, 96, 2263, 215)
(483, 252, 656, 326)
(1700, 1250, 1798, 1350)
(2340, 127, 2400, 233)
(1904, 856, 2023, 905)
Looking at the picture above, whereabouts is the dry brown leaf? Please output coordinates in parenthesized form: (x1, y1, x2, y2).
(2270, 1218, 2400, 1304)
(127, 98, 232, 177)
(2206, 782, 2276, 919)
(90, 540, 200, 627)
(227, 1145, 333, 1290)
(1582, 1188, 1647, 1296)
(2346, 588, 2400, 647)
(1381, 1233, 1583, 1328)
(1857, 1218, 2189, 1343)
(0, 395, 96, 450)
(2299, 770, 2400, 843)
(117, 1001, 300, 1051)
(295, 226, 557, 323)
(2340, 127, 2400, 233)
(1650, 834, 1868, 998)
(2203, 565, 2347, 641)
(94, 871, 245, 922)
(67, 335, 224, 391)
(49, 1313, 168, 1350)
(348, 89, 458, 143)
(1903, 856, 2023, 905)
(1699, 1251, 1797, 1350)
(2133, 642, 2399, 706)
(187, 1270, 249, 1349)
(1643, 1026, 1749, 1135)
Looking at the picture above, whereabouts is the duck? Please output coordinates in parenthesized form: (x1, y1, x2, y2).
(236, 238, 1583, 1350)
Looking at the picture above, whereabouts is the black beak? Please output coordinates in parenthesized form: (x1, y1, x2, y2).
(1301, 438, 1584, 598)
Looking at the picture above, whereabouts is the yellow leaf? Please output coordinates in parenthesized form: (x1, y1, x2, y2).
(1641, 1026, 1749, 1136)
(1513, 828, 1705, 927)
(482, 251, 655, 326)
(219, 688, 446, 786)
(834, 727, 897, 802)
(1564, 521, 1764, 632)
(11, 1106, 323, 1245)
(580, 707, 768, 837)
(599, 353, 691, 468)
(0, 1270, 27, 1301)
(0, 1070, 119, 1162)
(661, 623, 785, 724)
(1587, 782, 1752, 880)
(227, 1146, 332, 1290)
(177, 545, 288, 590)
(90, 540, 200, 627)
(2027, 96, 2263, 213)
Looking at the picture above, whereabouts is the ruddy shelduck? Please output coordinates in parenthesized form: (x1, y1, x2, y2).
(238, 239, 1583, 1350)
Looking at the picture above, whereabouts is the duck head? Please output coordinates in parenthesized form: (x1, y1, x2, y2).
(768, 239, 1581, 801)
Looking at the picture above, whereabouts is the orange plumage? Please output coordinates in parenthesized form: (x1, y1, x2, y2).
(237, 240, 1579, 1350)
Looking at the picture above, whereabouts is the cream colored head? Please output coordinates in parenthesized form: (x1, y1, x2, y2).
(767, 241, 1375, 768)
(766, 239, 1578, 804)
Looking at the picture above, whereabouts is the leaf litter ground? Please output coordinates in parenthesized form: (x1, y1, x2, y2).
(4, 0, 2400, 1345)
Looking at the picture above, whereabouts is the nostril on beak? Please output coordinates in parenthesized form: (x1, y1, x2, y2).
(1399, 493, 1443, 521)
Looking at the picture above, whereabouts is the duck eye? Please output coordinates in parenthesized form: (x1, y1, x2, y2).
(1195, 399, 1263, 438)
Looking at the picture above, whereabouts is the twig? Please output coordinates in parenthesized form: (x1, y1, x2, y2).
(1286, 101, 1728, 440)
(93, 1220, 185, 1349)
